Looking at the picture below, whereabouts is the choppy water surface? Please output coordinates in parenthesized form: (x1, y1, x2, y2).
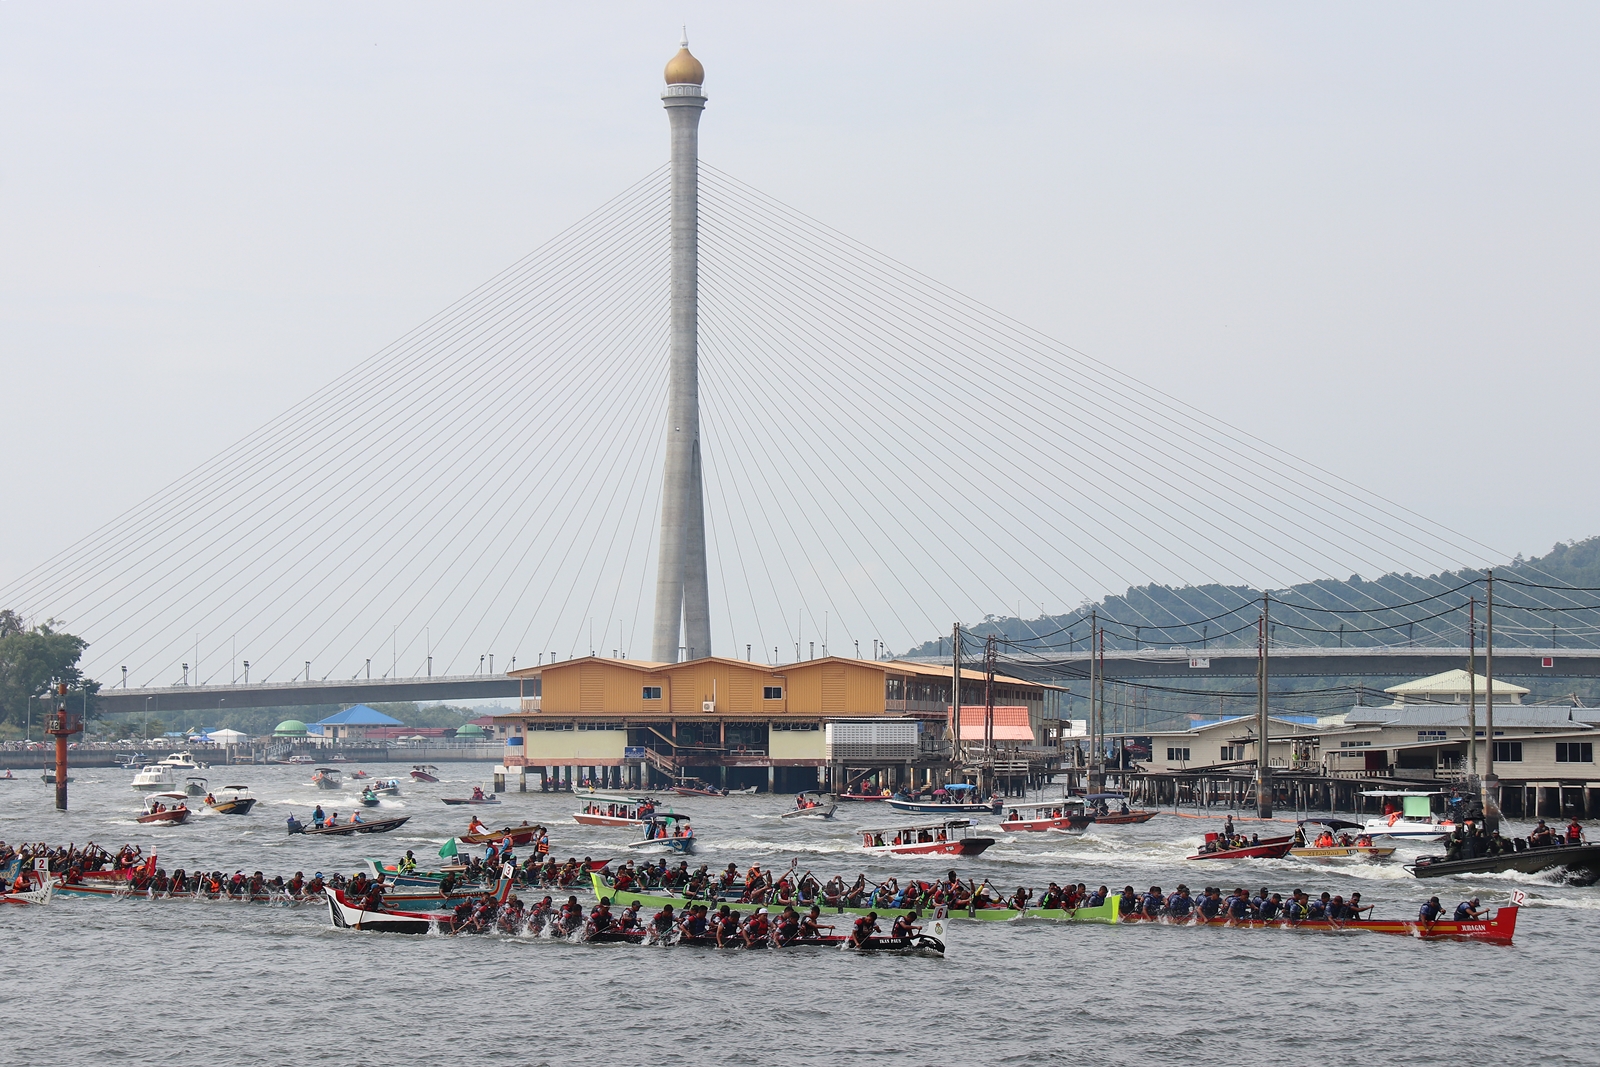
(4, 764, 1598, 1066)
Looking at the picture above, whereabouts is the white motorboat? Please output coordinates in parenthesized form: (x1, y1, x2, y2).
(157, 752, 207, 772)
(131, 764, 180, 792)
(1359, 790, 1458, 841)
(780, 792, 838, 820)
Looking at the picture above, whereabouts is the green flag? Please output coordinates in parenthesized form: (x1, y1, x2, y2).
(438, 837, 458, 859)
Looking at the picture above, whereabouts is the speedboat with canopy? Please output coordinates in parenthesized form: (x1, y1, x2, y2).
(573, 794, 658, 828)
(886, 784, 1002, 815)
(859, 818, 995, 857)
(1359, 791, 1457, 841)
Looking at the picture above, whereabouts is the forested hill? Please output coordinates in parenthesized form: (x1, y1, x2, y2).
(901, 536, 1600, 657)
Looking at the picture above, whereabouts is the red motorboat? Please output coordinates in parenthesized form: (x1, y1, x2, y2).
(838, 793, 889, 802)
(137, 793, 192, 825)
(1094, 811, 1161, 825)
(999, 799, 1094, 833)
(409, 765, 440, 783)
(859, 817, 994, 857)
(1186, 832, 1294, 860)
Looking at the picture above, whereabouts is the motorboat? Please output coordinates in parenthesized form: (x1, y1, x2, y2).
(999, 797, 1093, 833)
(156, 752, 206, 772)
(368, 777, 402, 796)
(1359, 790, 1457, 841)
(137, 792, 191, 825)
(671, 776, 726, 797)
(1079, 792, 1160, 824)
(311, 768, 343, 790)
(458, 822, 546, 846)
(41, 768, 73, 784)
(780, 792, 838, 820)
(207, 785, 257, 815)
(409, 765, 441, 783)
(573, 794, 658, 828)
(441, 786, 499, 805)
(0, 770, 17, 782)
(1186, 831, 1294, 861)
(626, 812, 696, 854)
(183, 776, 209, 797)
(131, 763, 180, 792)
(288, 814, 411, 836)
(284, 755, 316, 765)
(350, 770, 370, 779)
(1289, 819, 1395, 861)
(885, 784, 1003, 816)
(359, 788, 381, 807)
(858, 818, 995, 857)
(1407, 840, 1600, 885)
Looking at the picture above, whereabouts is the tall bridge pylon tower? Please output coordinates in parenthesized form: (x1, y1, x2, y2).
(651, 35, 713, 663)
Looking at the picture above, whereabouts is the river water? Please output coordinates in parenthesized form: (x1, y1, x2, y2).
(3, 763, 1597, 1066)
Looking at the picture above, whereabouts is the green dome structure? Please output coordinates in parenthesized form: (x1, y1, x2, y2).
(455, 723, 486, 738)
(273, 719, 308, 737)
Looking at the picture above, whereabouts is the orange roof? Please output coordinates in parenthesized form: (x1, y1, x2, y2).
(949, 705, 1034, 741)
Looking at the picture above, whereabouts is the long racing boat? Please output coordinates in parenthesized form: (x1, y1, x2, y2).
(588, 872, 1119, 925)
(1119, 905, 1519, 945)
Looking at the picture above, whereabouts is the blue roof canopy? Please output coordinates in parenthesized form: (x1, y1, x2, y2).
(314, 704, 404, 727)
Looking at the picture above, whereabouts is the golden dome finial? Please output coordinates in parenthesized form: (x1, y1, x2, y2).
(664, 30, 704, 85)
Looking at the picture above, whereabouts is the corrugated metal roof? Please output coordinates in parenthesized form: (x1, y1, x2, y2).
(951, 705, 1034, 741)
(1384, 669, 1528, 698)
(1343, 704, 1589, 728)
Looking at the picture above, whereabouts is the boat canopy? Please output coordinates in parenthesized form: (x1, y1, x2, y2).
(1007, 798, 1084, 811)
(581, 794, 652, 806)
(1358, 789, 1445, 797)
(1299, 818, 1363, 831)
(858, 818, 972, 834)
(645, 812, 692, 823)
(942, 783, 977, 791)
(1083, 793, 1128, 801)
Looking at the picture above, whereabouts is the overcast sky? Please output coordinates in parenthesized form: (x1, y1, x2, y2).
(4, 3, 1598, 604)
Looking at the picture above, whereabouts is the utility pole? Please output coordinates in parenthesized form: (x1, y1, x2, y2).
(1090, 612, 1104, 792)
(951, 624, 962, 773)
(1256, 592, 1273, 818)
(983, 634, 997, 794)
(1483, 570, 1500, 831)
(46, 680, 81, 811)
(1466, 597, 1477, 777)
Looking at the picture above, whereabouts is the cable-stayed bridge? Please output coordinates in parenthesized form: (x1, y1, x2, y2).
(10, 40, 1599, 718)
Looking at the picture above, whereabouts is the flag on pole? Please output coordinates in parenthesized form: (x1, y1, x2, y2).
(438, 837, 458, 859)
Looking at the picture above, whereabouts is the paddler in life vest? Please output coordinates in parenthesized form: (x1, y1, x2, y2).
(742, 907, 771, 946)
(891, 911, 919, 941)
(1567, 820, 1585, 845)
(588, 898, 614, 933)
(1418, 896, 1445, 925)
(399, 851, 417, 874)
(558, 895, 584, 932)
(1453, 897, 1483, 920)
(468, 817, 488, 837)
(848, 912, 881, 949)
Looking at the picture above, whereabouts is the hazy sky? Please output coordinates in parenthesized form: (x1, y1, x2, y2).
(4, 4, 1598, 666)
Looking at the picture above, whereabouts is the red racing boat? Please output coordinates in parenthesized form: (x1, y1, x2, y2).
(1121, 906, 1519, 945)
(1186, 832, 1294, 861)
